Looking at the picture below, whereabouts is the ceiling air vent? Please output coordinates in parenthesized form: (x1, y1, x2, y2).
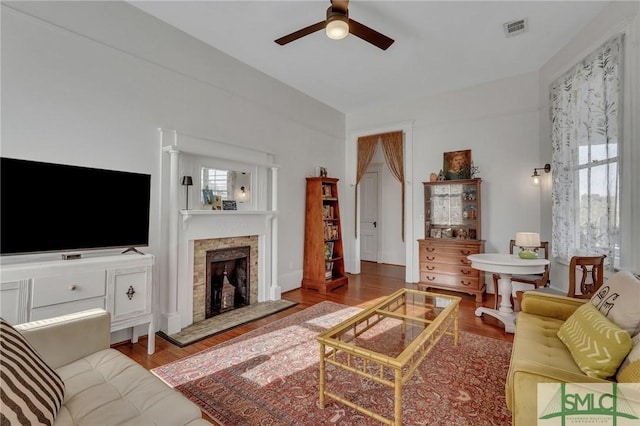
(503, 18, 528, 37)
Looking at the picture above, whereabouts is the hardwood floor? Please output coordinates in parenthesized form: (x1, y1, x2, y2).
(114, 262, 513, 424)
(115, 261, 513, 370)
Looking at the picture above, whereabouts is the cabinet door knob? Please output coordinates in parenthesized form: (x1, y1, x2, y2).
(426, 266, 435, 271)
(126, 286, 136, 300)
(69, 284, 77, 291)
(460, 250, 471, 255)
(461, 269, 471, 275)
(460, 280, 471, 286)
(426, 276, 436, 281)
(426, 247, 435, 252)
(461, 259, 471, 265)
(426, 256, 435, 261)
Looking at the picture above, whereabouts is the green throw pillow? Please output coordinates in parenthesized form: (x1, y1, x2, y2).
(557, 302, 632, 379)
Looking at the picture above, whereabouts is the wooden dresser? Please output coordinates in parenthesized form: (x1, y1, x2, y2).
(417, 239, 485, 302)
(418, 178, 485, 302)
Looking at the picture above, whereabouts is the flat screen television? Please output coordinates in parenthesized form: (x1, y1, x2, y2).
(1, 157, 151, 256)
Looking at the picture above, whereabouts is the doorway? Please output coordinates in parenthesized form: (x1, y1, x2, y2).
(348, 121, 414, 281)
(360, 169, 379, 262)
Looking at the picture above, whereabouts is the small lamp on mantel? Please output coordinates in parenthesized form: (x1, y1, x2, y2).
(515, 232, 540, 259)
(181, 176, 193, 210)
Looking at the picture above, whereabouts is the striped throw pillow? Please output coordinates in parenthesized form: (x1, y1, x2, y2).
(0, 317, 65, 425)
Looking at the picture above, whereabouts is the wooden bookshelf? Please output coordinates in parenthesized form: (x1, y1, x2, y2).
(302, 177, 348, 293)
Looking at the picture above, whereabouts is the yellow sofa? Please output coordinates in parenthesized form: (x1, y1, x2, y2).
(505, 292, 614, 425)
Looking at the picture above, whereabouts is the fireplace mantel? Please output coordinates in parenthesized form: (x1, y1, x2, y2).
(180, 210, 277, 220)
(160, 128, 280, 334)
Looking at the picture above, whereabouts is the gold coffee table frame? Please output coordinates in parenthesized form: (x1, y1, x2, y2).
(316, 288, 460, 426)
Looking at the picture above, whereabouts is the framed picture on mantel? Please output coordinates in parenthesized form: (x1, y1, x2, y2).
(222, 200, 237, 210)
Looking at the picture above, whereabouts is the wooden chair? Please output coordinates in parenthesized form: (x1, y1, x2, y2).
(567, 255, 607, 298)
(516, 254, 607, 303)
(493, 240, 550, 309)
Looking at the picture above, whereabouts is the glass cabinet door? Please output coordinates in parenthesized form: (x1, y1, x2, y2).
(424, 179, 480, 240)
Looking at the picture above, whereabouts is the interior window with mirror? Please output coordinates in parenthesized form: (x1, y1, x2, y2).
(200, 167, 251, 209)
(202, 168, 230, 199)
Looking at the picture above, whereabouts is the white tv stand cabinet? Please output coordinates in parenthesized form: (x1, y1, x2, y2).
(0, 253, 155, 354)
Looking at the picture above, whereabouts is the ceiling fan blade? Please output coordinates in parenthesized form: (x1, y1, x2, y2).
(274, 21, 326, 46)
(348, 18, 394, 50)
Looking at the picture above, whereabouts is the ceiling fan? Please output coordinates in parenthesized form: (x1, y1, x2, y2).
(274, 0, 394, 50)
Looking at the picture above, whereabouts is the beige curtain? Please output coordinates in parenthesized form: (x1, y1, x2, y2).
(355, 135, 379, 237)
(355, 131, 404, 240)
(380, 131, 404, 241)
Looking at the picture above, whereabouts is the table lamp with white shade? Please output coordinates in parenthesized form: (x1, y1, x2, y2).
(515, 232, 541, 259)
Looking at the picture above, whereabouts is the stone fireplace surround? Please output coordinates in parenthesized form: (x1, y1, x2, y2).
(193, 236, 258, 323)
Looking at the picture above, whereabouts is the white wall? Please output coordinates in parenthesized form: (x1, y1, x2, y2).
(346, 72, 543, 289)
(1, 1, 345, 337)
(538, 1, 640, 291)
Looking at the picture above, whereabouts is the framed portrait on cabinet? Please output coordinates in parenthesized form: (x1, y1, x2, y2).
(443, 150, 472, 180)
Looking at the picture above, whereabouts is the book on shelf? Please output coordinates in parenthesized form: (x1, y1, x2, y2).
(324, 241, 334, 259)
(322, 205, 334, 219)
(323, 223, 339, 240)
(324, 261, 334, 280)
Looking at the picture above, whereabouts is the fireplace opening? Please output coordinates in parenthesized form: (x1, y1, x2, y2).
(205, 246, 250, 318)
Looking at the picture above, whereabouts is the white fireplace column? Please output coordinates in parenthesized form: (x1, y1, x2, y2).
(269, 166, 280, 300)
(162, 145, 183, 335)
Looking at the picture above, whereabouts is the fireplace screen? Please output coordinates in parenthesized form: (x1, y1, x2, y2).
(205, 246, 250, 318)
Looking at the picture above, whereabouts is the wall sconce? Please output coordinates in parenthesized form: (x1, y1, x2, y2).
(181, 176, 193, 210)
(237, 185, 250, 203)
(531, 163, 551, 185)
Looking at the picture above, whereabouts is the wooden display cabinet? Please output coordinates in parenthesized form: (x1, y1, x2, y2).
(302, 177, 348, 293)
(418, 179, 485, 302)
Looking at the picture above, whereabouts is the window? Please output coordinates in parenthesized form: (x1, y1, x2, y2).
(575, 138, 620, 264)
(551, 34, 623, 269)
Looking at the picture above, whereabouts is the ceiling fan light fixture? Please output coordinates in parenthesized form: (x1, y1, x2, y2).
(275, 1, 393, 50)
(326, 13, 349, 40)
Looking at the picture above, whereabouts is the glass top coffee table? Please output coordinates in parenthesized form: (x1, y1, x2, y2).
(316, 288, 461, 426)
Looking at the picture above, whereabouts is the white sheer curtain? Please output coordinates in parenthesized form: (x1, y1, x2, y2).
(551, 34, 623, 267)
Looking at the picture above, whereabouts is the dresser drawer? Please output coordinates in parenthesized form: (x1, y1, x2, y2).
(32, 271, 106, 308)
(30, 297, 106, 321)
(420, 252, 473, 266)
(419, 243, 481, 257)
(420, 272, 480, 289)
(420, 262, 477, 277)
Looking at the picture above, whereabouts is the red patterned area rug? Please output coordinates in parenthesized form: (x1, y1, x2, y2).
(152, 301, 512, 426)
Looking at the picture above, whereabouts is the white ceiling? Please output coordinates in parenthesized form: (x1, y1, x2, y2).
(130, 1, 609, 113)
